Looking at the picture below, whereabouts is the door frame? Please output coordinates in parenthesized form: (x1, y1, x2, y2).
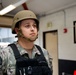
(43, 30, 58, 48)
(43, 30, 59, 75)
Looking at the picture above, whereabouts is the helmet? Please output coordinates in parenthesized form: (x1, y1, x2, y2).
(12, 10, 39, 34)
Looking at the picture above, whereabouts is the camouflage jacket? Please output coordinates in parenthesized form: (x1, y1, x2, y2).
(0, 42, 53, 75)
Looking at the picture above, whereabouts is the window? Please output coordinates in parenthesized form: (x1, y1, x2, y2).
(0, 28, 17, 43)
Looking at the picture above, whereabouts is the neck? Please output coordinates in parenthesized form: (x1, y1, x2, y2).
(17, 37, 34, 50)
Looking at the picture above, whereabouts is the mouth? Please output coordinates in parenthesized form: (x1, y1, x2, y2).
(30, 33, 35, 36)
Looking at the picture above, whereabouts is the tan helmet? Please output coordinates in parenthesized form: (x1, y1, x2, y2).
(12, 10, 39, 34)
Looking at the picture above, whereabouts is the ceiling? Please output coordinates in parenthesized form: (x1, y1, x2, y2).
(0, 0, 76, 17)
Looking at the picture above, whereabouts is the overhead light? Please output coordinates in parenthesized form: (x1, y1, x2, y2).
(0, 0, 27, 15)
(0, 5, 16, 15)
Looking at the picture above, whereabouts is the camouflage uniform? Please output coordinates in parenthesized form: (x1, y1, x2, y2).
(0, 42, 53, 75)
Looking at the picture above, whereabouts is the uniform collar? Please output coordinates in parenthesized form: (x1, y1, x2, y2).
(14, 42, 41, 56)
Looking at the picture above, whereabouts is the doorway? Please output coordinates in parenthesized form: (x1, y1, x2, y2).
(43, 30, 58, 75)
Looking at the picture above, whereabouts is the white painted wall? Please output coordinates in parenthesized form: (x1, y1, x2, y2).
(38, 6, 76, 61)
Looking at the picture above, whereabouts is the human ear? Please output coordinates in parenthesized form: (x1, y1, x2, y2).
(14, 28, 19, 34)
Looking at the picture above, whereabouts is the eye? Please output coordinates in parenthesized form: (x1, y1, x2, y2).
(33, 23, 37, 28)
(24, 24, 30, 28)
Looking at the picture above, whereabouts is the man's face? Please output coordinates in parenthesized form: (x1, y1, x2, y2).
(19, 19, 38, 42)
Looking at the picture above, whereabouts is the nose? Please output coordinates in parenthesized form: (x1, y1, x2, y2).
(30, 25, 35, 30)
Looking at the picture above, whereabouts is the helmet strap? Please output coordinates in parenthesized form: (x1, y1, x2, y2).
(17, 29, 38, 42)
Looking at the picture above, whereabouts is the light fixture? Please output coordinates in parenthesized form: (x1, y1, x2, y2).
(0, 5, 16, 15)
(0, 0, 27, 15)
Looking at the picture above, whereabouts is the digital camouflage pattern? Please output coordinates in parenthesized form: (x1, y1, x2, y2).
(0, 42, 53, 75)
